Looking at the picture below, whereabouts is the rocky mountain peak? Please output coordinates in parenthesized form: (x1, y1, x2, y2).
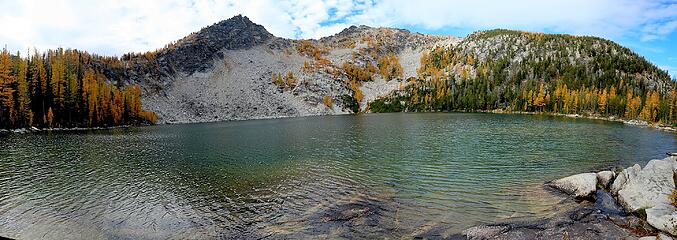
(155, 15, 274, 75)
(195, 14, 273, 45)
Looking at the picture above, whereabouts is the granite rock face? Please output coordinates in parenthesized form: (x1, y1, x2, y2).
(156, 15, 274, 75)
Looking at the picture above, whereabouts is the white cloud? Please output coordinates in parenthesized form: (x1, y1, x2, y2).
(0, 0, 675, 56)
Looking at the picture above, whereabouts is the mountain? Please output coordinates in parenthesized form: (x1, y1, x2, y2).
(103, 16, 674, 124)
(108, 15, 457, 123)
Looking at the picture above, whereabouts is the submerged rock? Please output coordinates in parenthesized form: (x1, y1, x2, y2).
(462, 225, 510, 240)
(462, 206, 639, 240)
(269, 195, 398, 239)
(548, 173, 597, 198)
(594, 190, 625, 216)
(464, 156, 677, 239)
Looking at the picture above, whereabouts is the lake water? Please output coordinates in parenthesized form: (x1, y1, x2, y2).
(0, 113, 675, 239)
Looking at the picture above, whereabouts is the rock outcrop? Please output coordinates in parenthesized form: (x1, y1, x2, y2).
(548, 173, 598, 198)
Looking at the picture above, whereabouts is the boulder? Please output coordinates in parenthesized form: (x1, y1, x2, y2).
(610, 157, 677, 236)
(597, 170, 615, 189)
(646, 204, 677, 236)
(615, 158, 677, 212)
(610, 164, 641, 196)
(549, 173, 598, 198)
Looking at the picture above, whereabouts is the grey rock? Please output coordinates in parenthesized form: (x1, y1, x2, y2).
(639, 234, 676, 240)
(462, 225, 510, 240)
(660, 233, 675, 240)
(549, 173, 598, 198)
(646, 203, 677, 236)
(611, 164, 641, 196)
(616, 158, 676, 212)
(609, 157, 677, 236)
(597, 170, 616, 189)
(463, 206, 640, 240)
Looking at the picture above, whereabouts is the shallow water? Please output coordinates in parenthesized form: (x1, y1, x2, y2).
(0, 113, 675, 239)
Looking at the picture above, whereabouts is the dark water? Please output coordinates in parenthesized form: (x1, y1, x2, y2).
(0, 113, 675, 239)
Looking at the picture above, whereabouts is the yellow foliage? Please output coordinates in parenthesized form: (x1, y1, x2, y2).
(377, 53, 403, 81)
(285, 71, 296, 88)
(342, 62, 373, 82)
(323, 95, 333, 108)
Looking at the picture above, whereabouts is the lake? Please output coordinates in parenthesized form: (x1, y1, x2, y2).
(0, 113, 675, 239)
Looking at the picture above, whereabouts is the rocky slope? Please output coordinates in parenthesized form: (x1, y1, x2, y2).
(108, 15, 458, 124)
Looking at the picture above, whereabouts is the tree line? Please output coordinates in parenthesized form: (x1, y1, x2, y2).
(0, 47, 156, 129)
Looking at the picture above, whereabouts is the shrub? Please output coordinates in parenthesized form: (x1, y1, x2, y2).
(323, 96, 333, 108)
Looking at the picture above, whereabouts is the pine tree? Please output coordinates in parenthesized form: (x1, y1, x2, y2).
(46, 107, 54, 128)
(598, 88, 608, 115)
(30, 50, 48, 124)
(50, 48, 66, 111)
(0, 47, 16, 127)
(15, 52, 30, 126)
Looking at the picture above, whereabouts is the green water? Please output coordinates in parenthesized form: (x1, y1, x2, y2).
(0, 113, 675, 239)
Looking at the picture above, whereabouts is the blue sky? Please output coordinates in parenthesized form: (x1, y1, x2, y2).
(0, 0, 675, 78)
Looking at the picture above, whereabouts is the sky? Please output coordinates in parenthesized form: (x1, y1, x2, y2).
(0, 0, 676, 78)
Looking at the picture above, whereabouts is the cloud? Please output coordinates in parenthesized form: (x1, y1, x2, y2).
(0, 0, 676, 56)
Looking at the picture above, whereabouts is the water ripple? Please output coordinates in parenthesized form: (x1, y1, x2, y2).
(0, 113, 675, 239)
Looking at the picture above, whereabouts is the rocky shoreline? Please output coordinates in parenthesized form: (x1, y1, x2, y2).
(486, 110, 677, 132)
(0, 125, 135, 134)
(463, 155, 677, 240)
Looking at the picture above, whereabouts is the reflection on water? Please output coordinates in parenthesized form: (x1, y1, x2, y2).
(0, 113, 675, 239)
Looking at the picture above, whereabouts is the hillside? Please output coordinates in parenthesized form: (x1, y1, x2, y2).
(370, 29, 676, 124)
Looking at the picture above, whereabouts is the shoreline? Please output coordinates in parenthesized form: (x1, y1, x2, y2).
(2, 110, 675, 134)
(481, 109, 677, 132)
(0, 125, 136, 134)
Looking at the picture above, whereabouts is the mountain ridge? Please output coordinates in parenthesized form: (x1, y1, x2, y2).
(19, 15, 675, 125)
(122, 15, 674, 124)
